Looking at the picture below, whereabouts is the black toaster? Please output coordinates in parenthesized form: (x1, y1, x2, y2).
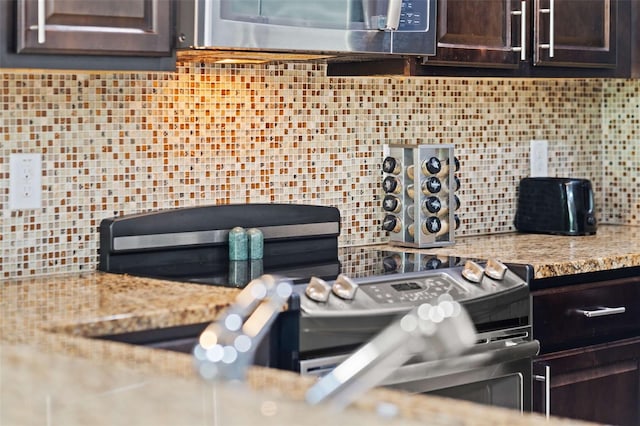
(514, 177, 597, 236)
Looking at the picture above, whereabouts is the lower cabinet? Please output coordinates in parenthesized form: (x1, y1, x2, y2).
(533, 338, 640, 426)
(532, 270, 640, 426)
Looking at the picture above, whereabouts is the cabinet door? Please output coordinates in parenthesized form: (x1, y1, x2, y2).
(532, 275, 640, 354)
(16, 0, 171, 56)
(425, 0, 527, 68)
(533, 338, 640, 426)
(533, 0, 616, 67)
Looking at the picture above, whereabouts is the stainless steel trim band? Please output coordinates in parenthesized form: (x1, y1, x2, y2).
(112, 222, 340, 251)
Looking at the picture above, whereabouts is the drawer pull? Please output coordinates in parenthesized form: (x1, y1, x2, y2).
(533, 365, 551, 418)
(575, 306, 626, 318)
(37, 0, 46, 43)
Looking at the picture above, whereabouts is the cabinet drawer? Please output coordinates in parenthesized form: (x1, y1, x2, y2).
(533, 337, 640, 425)
(533, 276, 640, 353)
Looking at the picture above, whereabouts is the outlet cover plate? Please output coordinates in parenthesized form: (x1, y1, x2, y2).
(9, 153, 42, 210)
(530, 140, 548, 177)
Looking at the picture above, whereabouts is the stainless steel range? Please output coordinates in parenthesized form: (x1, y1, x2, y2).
(295, 251, 537, 411)
(98, 204, 538, 412)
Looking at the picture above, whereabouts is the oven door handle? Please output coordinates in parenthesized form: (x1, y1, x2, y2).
(381, 339, 540, 386)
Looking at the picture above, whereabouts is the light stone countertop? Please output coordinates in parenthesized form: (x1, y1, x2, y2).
(383, 224, 640, 279)
(4, 225, 637, 425)
(3, 342, 588, 426)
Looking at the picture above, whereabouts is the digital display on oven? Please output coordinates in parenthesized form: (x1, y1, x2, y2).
(391, 282, 422, 292)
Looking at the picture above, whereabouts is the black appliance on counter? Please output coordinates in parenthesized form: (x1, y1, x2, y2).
(98, 204, 538, 412)
(514, 177, 597, 236)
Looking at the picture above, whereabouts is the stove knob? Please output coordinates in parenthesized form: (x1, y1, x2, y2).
(461, 260, 485, 283)
(305, 276, 332, 302)
(382, 156, 401, 174)
(484, 258, 507, 280)
(332, 274, 359, 300)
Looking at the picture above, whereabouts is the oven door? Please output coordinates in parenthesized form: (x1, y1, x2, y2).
(301, 327, 539, 412)
(386, 346, 536, 411)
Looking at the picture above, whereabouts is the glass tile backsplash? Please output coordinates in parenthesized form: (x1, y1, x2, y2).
(1, 61, 638, 278)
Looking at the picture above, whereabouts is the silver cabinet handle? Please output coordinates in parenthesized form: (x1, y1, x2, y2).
(386, 0, 403, 30)
(575, 306, 626, 318)
(533, 365, 551, 418)
(511, 1, 527, 60)
(549, 0, 554, 57)
(37, 0, 46, 44)
(538, 0, 555, 57)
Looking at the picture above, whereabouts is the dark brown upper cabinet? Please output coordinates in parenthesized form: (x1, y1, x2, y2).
(1, 0, 174, 70)
(423, 0, 620, 71)
(533, 0, 616, 68)
(424, 0, 527, 68)
(16, 0, 171, 56)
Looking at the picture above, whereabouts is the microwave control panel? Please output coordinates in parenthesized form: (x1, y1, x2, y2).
(399, 1, 429, 31)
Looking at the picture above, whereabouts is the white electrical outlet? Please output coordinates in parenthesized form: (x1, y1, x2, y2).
(9, 153, 42, 210)
(530, 140, 548, 177)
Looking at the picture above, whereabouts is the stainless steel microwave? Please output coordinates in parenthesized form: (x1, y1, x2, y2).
(176, 0, 437, 56)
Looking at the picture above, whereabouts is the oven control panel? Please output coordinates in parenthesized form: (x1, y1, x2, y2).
(360, 274, 468, 305)
(298, 259, 528, 317)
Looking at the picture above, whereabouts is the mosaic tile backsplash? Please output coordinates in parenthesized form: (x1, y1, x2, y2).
(1, 61, 638, 278)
